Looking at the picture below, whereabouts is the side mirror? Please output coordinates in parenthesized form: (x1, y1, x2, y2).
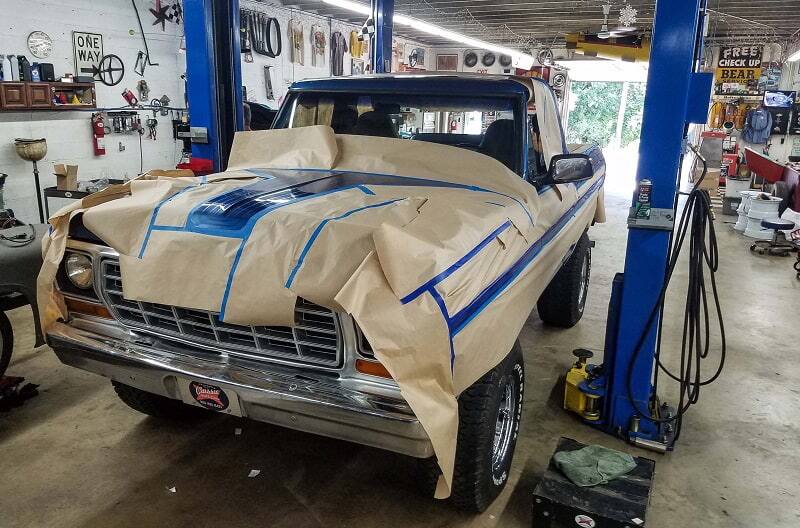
(547, 153, 594, 185)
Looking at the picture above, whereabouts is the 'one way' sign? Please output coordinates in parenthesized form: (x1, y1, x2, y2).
(72, 31, 104, 77)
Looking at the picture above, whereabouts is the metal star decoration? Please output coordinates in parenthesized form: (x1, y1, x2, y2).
(619, 4, 638, 27)
(150, 0, 170, 31)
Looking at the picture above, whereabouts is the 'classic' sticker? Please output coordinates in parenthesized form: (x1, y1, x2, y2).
(189, 381, 229, 411)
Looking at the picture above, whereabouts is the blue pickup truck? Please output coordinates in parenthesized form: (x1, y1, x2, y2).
(46, 73, 605, 512)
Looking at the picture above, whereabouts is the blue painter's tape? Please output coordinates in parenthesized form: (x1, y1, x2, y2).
(218, 239, 246, 320)
(138, 185, 198, 258)
(285, 198, 404, 288)
(265, 168, 535, 227)
(449, 176, 604, 336)
(150, 225, 188, 233)
(427, 287, 456, 372)
(357, 185, 375, 195)
(401, 220, 513, 305)
(217, 185, 378, 318)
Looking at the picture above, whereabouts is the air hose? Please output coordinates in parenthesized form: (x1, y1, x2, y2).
(624, 146, 726, 442)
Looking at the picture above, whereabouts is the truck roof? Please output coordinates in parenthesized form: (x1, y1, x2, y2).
(285, 72, 567, 165)
(289, 73, 537, 101)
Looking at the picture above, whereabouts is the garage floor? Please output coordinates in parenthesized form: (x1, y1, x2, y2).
(2, 186, 799, 528)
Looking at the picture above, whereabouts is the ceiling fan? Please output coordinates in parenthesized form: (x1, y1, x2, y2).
(590, 4, 638, 39)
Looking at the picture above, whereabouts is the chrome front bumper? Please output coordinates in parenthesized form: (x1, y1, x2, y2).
(47, 318, 433, 458)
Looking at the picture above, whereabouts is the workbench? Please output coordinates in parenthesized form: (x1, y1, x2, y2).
(43, 179, 124, 218)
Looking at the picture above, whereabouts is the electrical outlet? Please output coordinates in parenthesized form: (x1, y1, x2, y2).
(118, 141, 126, 152)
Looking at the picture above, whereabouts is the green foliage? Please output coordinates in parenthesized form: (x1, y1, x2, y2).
(566, 81, 645, 148)
(621, 82, 646, 147)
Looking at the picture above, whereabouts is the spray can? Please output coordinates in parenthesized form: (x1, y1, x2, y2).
(0, 174, 6, 209)
(635, 179, 652, 219)
(7, 54, 18, 80)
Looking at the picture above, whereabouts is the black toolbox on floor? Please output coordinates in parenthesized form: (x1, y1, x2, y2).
(532, 437, 655, 528)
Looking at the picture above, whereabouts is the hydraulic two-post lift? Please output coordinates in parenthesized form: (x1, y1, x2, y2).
(570, 0, 714, 451)
(181, 0, 714, 452)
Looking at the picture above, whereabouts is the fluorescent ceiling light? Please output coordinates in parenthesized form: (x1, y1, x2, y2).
(788, 48, 800, 62)
(321, 0, 535, 70)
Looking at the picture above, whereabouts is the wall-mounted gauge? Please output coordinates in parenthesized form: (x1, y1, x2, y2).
(28, 31, 53, 59)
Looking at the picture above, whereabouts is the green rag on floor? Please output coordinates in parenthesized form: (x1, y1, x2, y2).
(553, 445, 637, 487)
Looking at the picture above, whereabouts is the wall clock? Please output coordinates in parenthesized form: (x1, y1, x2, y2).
(28, 31, 53, 59)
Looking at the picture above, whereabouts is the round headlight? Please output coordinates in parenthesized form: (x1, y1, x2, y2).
(65, 253, 93, 289)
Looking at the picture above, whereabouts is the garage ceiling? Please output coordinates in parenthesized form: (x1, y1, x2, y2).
(280, 0, 800, 52)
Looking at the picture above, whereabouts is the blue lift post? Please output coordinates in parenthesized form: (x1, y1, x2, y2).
(183, 0, 244, 172)
(371, 0, 394, 73)
(588, 0, 714, 449)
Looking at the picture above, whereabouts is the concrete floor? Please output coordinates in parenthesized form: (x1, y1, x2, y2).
(2, 187, 799, 528)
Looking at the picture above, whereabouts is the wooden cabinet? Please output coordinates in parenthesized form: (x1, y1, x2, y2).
(27, 82, 52, 108)
(1, 82, 28, 109)
(0, 81, 95, 111)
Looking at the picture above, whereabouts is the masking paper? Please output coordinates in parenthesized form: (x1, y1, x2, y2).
(39, 126, 605, 498)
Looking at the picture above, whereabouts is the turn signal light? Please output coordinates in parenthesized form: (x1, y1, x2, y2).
(65, 297, 112, 319)
(355, 359, 393, 379)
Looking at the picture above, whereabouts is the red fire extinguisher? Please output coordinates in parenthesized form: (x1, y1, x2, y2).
(92, 113, 106, 156)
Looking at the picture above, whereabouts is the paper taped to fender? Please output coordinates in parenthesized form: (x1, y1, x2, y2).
(38, 126, 605, 497)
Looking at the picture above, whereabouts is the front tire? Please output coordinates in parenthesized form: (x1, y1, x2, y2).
(537, 232, 592, 328)
(112, 381, 207, 420)
(0, 311, 13, 378)
(418, 341, 525, 512)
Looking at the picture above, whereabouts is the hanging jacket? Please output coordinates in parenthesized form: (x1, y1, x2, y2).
(742, 107, 773, 144)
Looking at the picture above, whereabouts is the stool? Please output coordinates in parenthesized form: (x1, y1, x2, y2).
(750, 218, 797, 256)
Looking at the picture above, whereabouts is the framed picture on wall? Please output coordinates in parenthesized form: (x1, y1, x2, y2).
(436, 54, 458, 71)
(351, 58, 365, 76)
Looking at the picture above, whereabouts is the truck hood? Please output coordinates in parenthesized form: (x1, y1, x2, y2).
(79, 164, 541, 327)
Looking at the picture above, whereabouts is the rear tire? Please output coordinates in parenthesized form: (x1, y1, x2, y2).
(0, 311, 13, 378)
(112, 381, 207, 420)
(417, 341, 525, 512)
(537, 232, 592, 328)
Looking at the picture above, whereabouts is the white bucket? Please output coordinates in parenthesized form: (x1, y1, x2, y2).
(744, 217, 774, 239)
(735, 191, 764, 231)
(744, 196, 782, 239)
(747, 196, 782, 219)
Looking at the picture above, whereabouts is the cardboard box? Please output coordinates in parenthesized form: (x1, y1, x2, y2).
(692, 166, 720, 191)
(53, 164, 78, 191)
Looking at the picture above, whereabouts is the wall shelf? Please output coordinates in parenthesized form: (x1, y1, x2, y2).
(0, 81, 96, 111)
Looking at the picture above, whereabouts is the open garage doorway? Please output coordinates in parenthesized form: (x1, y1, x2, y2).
(560, 60, 649, 195)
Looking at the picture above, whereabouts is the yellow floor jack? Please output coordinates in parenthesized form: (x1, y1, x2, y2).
(563, 348, 603, 422)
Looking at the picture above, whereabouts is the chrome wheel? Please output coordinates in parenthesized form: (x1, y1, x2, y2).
(492, 377, 516, 474)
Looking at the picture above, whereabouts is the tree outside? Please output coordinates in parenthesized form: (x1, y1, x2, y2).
(566, 81, 646, 148)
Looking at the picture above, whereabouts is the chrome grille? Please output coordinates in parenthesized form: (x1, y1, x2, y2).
(99, 259, 341, 368)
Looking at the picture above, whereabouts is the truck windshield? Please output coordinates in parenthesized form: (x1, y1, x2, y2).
(274, 92, 520, 172)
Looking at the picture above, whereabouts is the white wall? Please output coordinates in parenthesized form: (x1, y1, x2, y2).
(239, 0, 429, 108)
(425, 47, 512, 75)
(0, 0, 185, 222)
